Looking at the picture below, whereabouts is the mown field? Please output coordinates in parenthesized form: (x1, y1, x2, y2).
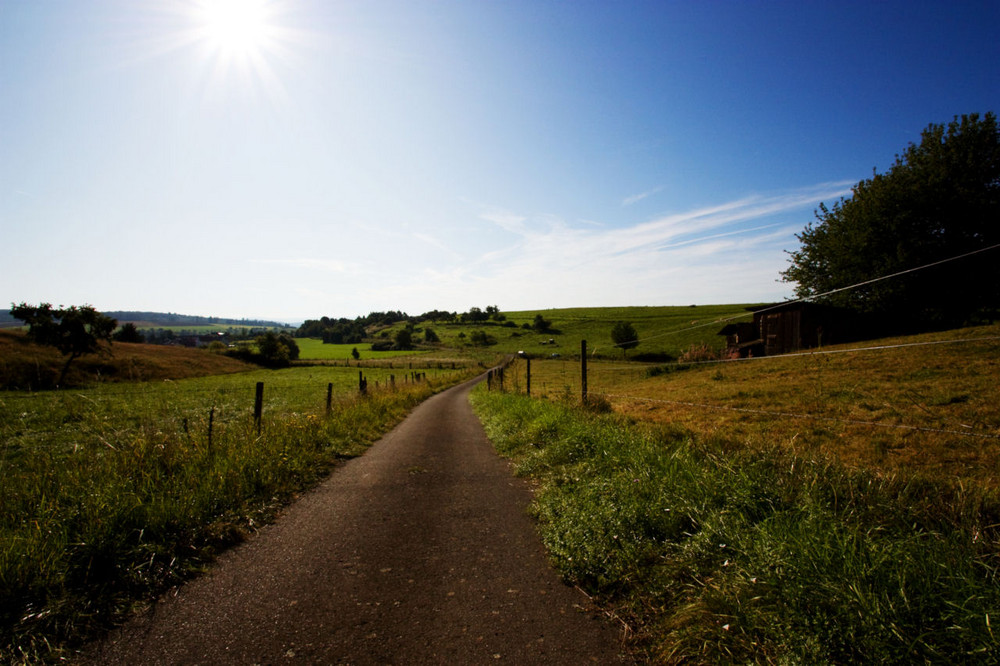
(516, 322, 1000, 487)
(473, 321, 1000, 662)
(0, 361, 477, 663)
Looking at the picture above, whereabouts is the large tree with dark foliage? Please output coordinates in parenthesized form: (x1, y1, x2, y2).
(781, 112, 1000, 331)
(10, 303, 117, 386)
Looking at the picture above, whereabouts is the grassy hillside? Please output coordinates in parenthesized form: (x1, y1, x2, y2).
(295, 338, 431, 361)
(0, 330, 252, 390)
(515, 322, 1000, 488)
(357, 304, 756, 363)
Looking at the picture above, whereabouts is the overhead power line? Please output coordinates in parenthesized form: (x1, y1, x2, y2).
(603, 241, 1000, 354)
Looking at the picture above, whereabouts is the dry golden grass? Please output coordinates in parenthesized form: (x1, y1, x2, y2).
(0, 330, 252, 389)
(521, 323, 1000, 487)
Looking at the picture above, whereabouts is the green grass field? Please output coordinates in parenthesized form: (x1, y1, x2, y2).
(0, 364, 476, 663)
(6, 304, 1000, 663)
(393, 304, 756, 361)
(472, 387, 1000, 662)
(294, 338, 431, 360)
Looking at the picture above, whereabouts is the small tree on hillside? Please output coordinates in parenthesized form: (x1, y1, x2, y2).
(610, 321, 639, 358)
(113, 322, 144, 343)
(394, 329, 414, 350)
(532, 314, 552, 333)
(10, 302, 117, 386)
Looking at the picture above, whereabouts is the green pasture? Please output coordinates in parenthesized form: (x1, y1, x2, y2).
(294, 338, 431, 361)
(473, 389, 1000, 663)
(0, 364, 475, 662)
(412, 304, 757, 360)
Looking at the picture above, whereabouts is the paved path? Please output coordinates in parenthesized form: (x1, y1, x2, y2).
(80, 376, 629, 664)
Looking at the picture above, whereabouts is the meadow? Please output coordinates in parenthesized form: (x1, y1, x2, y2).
(379, 303, 756, 362)
(516, 323, 1000, 487)
(294, 338, 431, 360)
(473, 389, 1000, 662)
(472, 321, 1000, 661)
(5, 308, 1000, 663)
(0, 363, 477, 663)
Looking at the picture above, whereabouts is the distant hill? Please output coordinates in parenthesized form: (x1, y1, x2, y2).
(105, 311, 293, 328)
(0, 309, 292, 329)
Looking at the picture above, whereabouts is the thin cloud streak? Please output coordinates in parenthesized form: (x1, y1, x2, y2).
(622, 185, 665, 206)
(465, 181, 854, 309)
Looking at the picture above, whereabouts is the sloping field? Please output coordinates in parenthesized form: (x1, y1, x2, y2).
(0, 331, 252, 390)
(516, 322, 1000, 487)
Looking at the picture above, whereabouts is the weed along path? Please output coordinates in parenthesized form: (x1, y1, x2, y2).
(80, 375, 628, 664)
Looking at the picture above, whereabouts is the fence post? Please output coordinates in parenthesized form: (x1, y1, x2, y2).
(359, 371, 367, 396)
(581, 339, 588, 405)
(326, 382, 333, 414)
(254, 382, 264, 434)
(526, 356, 531, 396)
(487, 369, 493, 390)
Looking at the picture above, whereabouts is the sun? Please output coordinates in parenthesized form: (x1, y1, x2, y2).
(192, 0, 275, 58)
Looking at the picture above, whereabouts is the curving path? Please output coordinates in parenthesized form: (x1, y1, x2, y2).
(80, 375, 629, 664)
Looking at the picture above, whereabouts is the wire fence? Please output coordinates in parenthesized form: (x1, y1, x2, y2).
(0, 365, 473, 455)
(500, 332, 1000, 449)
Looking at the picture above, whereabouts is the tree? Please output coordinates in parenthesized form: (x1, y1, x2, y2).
(532, 314, 552, 333)
(782, 112, 1000, 331)
(394, 329, 413, 350)
(610, 321, 639, 358)
(462, 307, 488, 323)
(10, 303, 117, 386)
(423, 327, 440, 343)
(351, 347, 360, 360)
(469, 330, 496, 346)
(255, 332, 299, 366)
(113, 322, 144, 343)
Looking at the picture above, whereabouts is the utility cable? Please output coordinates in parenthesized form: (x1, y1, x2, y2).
(599, 241, 1000, 355)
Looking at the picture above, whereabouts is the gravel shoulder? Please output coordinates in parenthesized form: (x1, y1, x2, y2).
(78, 375, 630, 664)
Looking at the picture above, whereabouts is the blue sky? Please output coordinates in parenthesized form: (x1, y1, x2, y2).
(2, 1, 997, 321)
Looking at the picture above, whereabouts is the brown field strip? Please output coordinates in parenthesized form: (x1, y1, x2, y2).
(520, 324, 1000, 487)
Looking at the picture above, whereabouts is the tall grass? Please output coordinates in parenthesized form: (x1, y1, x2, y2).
(0, 366, 475, 663)
(472, 390, 1000, 663)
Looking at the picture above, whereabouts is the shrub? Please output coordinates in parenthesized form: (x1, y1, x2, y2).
(678, 343, 720, 364)
(469, 330, 496, 347)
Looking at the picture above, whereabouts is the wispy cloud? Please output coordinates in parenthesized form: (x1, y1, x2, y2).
(621, 185, 664, 206)
(470, 180, 854, 308)
(479, 208, 528, 234)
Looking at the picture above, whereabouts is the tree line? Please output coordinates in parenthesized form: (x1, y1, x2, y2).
(294, 306, 509, 344)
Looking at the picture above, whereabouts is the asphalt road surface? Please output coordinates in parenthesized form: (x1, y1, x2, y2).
(80, 375, 630, 664)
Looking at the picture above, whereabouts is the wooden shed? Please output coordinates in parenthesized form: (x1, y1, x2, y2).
(719, 302, 857, 357)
